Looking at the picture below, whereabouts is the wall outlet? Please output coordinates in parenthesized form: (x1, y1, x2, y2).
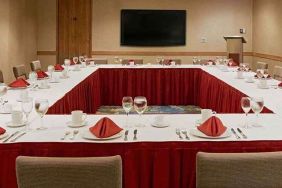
(201, 37, 208, 43)
(240, 28, 246, 34)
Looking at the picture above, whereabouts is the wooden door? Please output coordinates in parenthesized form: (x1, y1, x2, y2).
(57, 0, 92, 64)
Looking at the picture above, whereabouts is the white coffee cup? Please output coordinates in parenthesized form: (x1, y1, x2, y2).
(11, 111, 23, 124)
(171, 61, 176, 66)
(259, 79, 267, 88)
(81, 62, 87, 68)
(129, 61, 135, 66)
(201, 109, 212, 123)
(74, 64, 81, 71)
(20, 90, 29, 101)
(237, 71, 244, 79)
(90, 61, 95, 66)
(71, 110, 87, 124)
(3, 103, 12, 113)
(154, 115, 164, 125)
(246, 76, 253, 82)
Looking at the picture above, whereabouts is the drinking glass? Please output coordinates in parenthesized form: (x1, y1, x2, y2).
(79, 56, 85, 64)
(0, 85, 7, 111)
(122, 96, 133, 128)
(134, 96, 147, 127)
(263, 69, 269, 79)
(35, 99, 49, 130)
(47, 65, 55, 79)
(241, 97, 251, 128)
(256, 69, 264, 79)
(21, 97, 33, 131)
(29, 71, 38, 91)
(251, 97, 264, 127)
(64, 59, 70, 72)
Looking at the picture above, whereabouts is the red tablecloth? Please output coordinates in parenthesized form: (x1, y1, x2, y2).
(1, 141, 282, 188)
(48, 68, 272, 114)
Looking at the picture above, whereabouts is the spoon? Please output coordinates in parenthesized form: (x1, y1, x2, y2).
(61, 131, 71, 140)
(70, 130, 79, 140)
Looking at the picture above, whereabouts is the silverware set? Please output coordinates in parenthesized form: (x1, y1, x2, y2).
(231, 128, 248, 139)
(124, 129, 137, 141)
(61, 130, 79, 140)
(2, 130, 26, 143)
(176, 128, 190, 140)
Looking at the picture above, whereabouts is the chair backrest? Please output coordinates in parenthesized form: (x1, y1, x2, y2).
(257, 61, 268, 70)
(121, 59, 143, 65)
(0, 70, 4, 83)
(273, 65, 282, 81)
(13, 65, 27, 79)
(30, 60, 42, 71)
(160, 59, 181, 65)
(91, 58, 108, 64)
(196, 152, 282, 188)
(16, 155, 122, 188)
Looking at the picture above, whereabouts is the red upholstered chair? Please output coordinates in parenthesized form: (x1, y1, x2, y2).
(273, 65, 282, 81)
(197, 152, 282, 188)
(30, 60, 42, 71)
(0, 70, 4, 83)
(256, 61, 268, 70)
(16, 155, 122, 188)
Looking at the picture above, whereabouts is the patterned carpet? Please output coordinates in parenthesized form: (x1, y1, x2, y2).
(96, 105, 201, 115)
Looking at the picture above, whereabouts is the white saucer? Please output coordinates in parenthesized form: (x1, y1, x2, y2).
(49, 79, 60, 83)
(257, 85, 269, 89)
(82, 130, 123, 140)
(72, 69, 81, 71)
(38, 85, 50, 89)
(66, 121, 88, 128)
(151, 122, 169, 128)
(6, 121, 27, 128)
(0, 132, 9, 140)
(190, 128, 231, 139)
(245, 80, 255, 83)
(60, 76, 69, 79)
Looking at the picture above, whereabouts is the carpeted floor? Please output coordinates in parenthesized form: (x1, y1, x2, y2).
(96, 105, 201, 115)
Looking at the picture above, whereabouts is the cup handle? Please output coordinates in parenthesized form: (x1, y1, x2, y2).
(82, 113, 87, 122)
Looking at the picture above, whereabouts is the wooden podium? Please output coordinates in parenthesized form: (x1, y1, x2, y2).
(224, 36, 246, 65)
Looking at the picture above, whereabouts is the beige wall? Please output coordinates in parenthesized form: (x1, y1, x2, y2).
(92, 0, 253, 63)
(0, 0, 37, 83)
(252, 0, 282, 73)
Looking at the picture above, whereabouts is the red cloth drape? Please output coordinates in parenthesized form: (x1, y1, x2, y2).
(1, 141, 282, 188)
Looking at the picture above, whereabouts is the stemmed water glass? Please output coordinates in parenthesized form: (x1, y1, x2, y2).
(251, 97, 264, 127)
(29, 71, 38, 91)
(21, 97, 33, 131)
(35, 99, 49, 130)
(64, 59, 70, 71)
(122, 96, 133, 128)
(0, 85, 7, 112)
(241, 97, 251, 128)
(79, 56, 85, 64)
(48, 65, 55, 79)
(134, 96, 147, 127)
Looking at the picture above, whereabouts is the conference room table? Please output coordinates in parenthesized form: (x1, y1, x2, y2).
(1, 64, 282, 188)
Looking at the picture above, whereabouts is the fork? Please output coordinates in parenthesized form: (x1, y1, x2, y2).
(181, 130, 190, 140)
(175, 129, 183, 139)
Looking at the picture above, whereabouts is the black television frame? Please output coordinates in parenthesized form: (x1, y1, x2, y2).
(120, 9, 186, 47)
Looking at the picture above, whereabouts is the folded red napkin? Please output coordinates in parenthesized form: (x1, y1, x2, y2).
(278, 82, 282, 87)
(0, 127, 6, 135)
(37, 70, 48, 79)
(197, 116, 227, 137)
(89, 117, 123, 138)
(54, 64, 64, 71)
(9, 78, 30, 88)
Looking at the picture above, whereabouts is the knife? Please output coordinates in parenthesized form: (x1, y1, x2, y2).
(237, 128, 247, 139)
(10, 132, 26, 142)
(133, 129, 137, 140)
(2, 131, 20, 143)
(231, 128, 240, 139)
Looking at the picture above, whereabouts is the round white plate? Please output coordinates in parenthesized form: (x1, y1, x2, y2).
(0, 132, 9, 140)
(66, 121, 88, 128)
(6, 121, 26, 128)
(189, 128, 231, 139)
(82, 130, 123, 140)
(49, 80, 60, 83)
(72, 69, 81, 71)
(151, 122, 169, 128)
(245, 80, 255, 83)
(257, 85, 269, 89)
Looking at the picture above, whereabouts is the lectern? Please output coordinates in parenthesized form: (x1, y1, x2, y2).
(224, 36, 246, 65)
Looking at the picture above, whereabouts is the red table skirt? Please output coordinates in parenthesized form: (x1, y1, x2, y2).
(2, 141, 282, 188)
(48, 68, 272, 114)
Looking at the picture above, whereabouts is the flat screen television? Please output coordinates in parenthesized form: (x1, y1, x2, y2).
(121, 9, 186, 46)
